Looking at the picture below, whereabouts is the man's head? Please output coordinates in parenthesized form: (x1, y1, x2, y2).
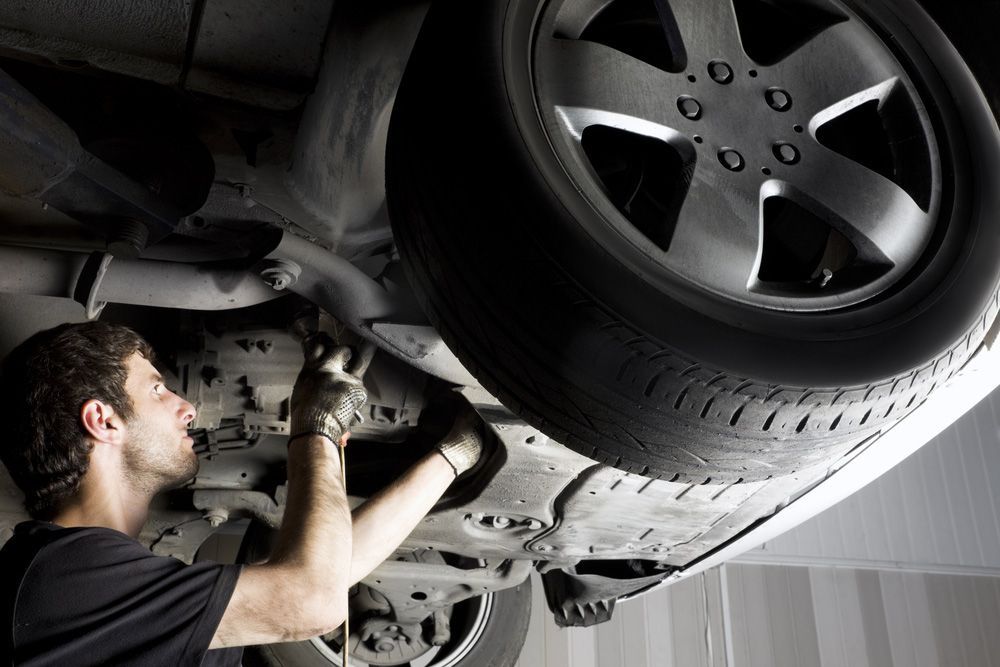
(0, 321, 198, 519)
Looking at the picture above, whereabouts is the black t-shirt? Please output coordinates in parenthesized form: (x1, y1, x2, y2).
(0, 520, 243, 666)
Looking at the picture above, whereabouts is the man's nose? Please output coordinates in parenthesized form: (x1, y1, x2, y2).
(178, 397, 197, 426)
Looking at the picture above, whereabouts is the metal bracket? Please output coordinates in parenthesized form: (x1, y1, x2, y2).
(541, 563, 668, 627)
(192, 489, 284, 529)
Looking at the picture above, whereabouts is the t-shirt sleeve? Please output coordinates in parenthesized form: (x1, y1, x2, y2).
(14, 528, 242, 666)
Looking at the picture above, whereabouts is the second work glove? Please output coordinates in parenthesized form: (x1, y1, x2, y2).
(435, 409, 484, 476)
(289, 333, 368, 445)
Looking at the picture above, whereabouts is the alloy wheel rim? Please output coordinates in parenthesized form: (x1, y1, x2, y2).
(532, 0, 944, 313)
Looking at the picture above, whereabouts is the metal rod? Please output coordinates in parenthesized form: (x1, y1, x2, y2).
(339, 440, 349, 667)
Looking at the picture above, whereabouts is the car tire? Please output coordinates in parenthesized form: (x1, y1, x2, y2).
(386, 0, 1000, 482)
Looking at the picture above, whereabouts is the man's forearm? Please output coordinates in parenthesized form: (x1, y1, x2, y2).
(270, 436, 353, 600)
(349, 450, 455, 583)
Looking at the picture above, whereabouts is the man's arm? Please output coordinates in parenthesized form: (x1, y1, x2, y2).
(210, 434, 352, 648)
(349, 414, 484, 583)
(349, 449, 455, 583)
(210, 337, 365, 649)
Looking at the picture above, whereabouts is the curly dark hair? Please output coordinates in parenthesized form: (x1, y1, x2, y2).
(0, 321, 154, 519)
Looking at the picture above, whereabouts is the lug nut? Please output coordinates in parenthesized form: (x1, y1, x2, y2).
(765, 88, 793, 112)
(718, 148, 745, 172)
(772, 142, 800, 164)
(708, 60, 734, 84)
(676, 95, 702, 120)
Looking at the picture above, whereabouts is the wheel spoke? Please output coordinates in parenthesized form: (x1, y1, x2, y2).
(546, 0, 627, 39)
(807, 77, 902, 140)
(536, 36, 689, 134)
(665, 162, 763, 295)
(770, 20, 898, 120)
(664, 0, 744, 62)
(781, 147, 932, 266)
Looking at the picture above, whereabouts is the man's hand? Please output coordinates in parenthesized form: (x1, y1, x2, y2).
(435, 409, 483, 476)
(289, 333, 368, 445)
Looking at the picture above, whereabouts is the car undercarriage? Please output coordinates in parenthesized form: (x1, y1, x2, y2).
(0, 0, 998, 664)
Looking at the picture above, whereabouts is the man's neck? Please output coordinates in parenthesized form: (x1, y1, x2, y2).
(50, 481, 151, 538)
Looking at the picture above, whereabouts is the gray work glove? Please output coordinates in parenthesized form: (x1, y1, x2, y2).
(435, 409, 484, 476)
(289, 333, 368, 445)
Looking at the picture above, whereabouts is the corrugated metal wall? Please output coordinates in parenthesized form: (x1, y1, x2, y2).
(516, 569, 727, 667)
(516, 565, 1000, 667)
(516, 389, 1000, 667)
(742, 391, 1000, 574)
(726, 566, 1000, 667)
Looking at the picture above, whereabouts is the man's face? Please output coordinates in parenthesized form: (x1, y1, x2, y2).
(120, 352, 199, 495)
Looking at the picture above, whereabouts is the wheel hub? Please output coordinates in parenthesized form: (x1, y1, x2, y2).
(354, 618, 433, 664)
(667, 64, 805, 179)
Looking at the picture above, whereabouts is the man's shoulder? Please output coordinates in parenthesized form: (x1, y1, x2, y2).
(2, 522, 244, 666)
(8, 519, 132, 539)
(2, 520, 161, 575)
(5, 519, 143, 550)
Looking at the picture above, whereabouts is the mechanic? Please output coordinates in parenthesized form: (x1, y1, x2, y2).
(0, 321, 482, 665)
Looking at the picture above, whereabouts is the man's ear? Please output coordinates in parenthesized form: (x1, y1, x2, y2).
(80, 399, 124, 445)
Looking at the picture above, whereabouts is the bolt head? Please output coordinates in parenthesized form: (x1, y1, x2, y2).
(676, 95, 702, 120)
(708, 60, 734, 84)
(772, 142, 800, 164)
(718, 148, 745, 172)
(258, 260, 300, 291)
(264, 274, 288, 292)
(765, 88, 792, 112)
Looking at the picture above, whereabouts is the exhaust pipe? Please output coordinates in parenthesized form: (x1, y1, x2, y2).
(0, 245, 283, 317)
(0, 234, 477, 385)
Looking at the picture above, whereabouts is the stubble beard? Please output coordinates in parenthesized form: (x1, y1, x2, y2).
(122, 416, 200, 496)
